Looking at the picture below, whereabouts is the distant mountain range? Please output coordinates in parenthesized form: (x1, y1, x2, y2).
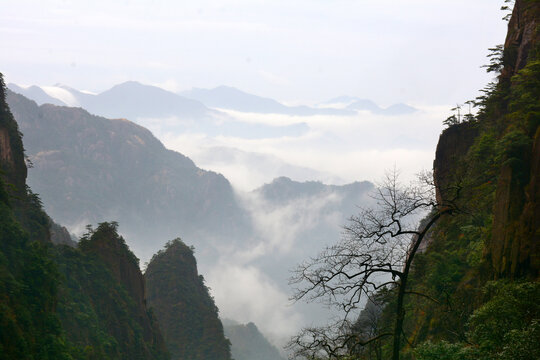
(322, 95, 417, 115)
(9, 81, 215, 120)
(9, 82, 417, 118)
(181, 85, 356, 116)
(222, 320, 285, 360)
(6, 88, 376, 342)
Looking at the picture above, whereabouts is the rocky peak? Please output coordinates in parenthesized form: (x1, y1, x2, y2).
(0, 74, 27, 194)
(501, 0, 539, 79)
(145, 238, 231, 360)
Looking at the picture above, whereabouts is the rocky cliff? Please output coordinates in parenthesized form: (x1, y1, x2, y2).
(1, 73, 170, 359)
(56, 222, 169, 359)
(433, 0, 539, 279)
(145, 239, 231, 360)
(0, 76, 26, 195)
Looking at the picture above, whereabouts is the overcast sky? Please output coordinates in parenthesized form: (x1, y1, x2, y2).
(2, 0, 507, 105)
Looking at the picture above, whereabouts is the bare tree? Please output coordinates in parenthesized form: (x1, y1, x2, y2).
(289, 170, 456, 360)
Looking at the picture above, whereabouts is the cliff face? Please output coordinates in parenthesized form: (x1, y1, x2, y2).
(58, 222, 169, 360)
(483, 0, 539, 279)
(501, 0, 539, 79)
(0, 77, 26, 195)
(433, 121, 479, 205)
(1, 74, 169, 359)
(0, 73, 72, 358)
(432, 0, 539, 279)
(145, 239, 231, 360)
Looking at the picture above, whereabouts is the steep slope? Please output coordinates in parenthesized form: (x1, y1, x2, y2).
(55, 222, 169, 360)
(6, 90, 251, 256)
(432, 0, 539, 280)
(0, 73, 71, 360)
(145, 239, 231, 360)
(396, 0, 539, 357)
(223, 320, 285, 360)
(343, 2, 539, 359)
(1, 73, 169, 359)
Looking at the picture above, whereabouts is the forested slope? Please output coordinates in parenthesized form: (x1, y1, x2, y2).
(0, 74, 170, 359)
(354, 1, 540, 359)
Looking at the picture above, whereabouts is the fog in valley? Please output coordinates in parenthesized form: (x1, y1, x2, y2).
(2, 0, 509, 354)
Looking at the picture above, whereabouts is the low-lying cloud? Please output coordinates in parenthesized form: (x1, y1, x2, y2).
(144, 105, 446, 191)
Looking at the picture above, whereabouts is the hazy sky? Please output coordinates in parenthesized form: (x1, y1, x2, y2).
(2, 0, 507, 105)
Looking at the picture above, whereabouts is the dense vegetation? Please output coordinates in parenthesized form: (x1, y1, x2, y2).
(5, 89, 250, 252)
(145, 239, 231, 360)
(345, 1, 540, 359)
(0, 176, 72, 359)
(0, 73, 72, 360)
(54, 222, 169, 360)
(1, 74, 169, 359)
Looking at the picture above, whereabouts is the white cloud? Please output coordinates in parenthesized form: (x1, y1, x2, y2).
(40, 86, 79, 106)
(154, 105, 446, 190)
(207, 262, 303, 346)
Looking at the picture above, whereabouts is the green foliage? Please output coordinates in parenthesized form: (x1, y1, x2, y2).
(467, 281, 540, 355)
(0, 179, 72, 360)
(415, 281, 540, 360)
(0, 74, 73, 359)
(54, 224, 169, 360)
(414, 341, 477, 360)
(145, 239, 231, 360)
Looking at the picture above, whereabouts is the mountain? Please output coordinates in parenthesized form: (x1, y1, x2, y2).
(8, 81, 217, 121)
(322, 96, 417, 115)
(7, 83, 68, 106)
(6, 88, 378, 336)
(0, 73, 71, 359)
(346, 1, 540, 358)
(182, 85, 355, 116)
(145, 239, 231, 360)
(6, 89, 251, 258)
(222, 320, 285, 360)
(55, 222, 169, 359)
(245, 177, 374, 296)
(255, 176, 373, 206)
(80, 81, 215, 120)
(0, 74, 169, 359)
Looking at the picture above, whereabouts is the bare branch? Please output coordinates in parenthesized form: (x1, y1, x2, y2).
(289, 168, 456, 360)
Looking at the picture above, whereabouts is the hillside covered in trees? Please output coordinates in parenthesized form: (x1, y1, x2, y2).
(0, 75, 233, 359)
(0, 1, 538, 359)
(289, 1, 539, 359)
(145, 239, 232, 360)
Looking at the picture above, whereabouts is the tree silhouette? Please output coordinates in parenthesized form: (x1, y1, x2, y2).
(289, 170, 458, 360)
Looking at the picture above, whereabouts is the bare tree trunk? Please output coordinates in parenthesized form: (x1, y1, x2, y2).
(391, 210, 446, 360)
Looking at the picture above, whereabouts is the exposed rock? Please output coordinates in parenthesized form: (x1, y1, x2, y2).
(433, 121, 478, 205)
(501, 0, 540, 79)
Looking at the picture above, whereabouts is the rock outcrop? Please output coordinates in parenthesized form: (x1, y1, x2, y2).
(145, 239, 231, 360)
(432, 0, 540, 279)
(57, 222, 170, 359)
